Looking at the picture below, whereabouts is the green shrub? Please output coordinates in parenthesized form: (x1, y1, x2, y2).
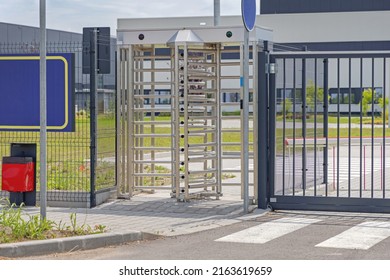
(0, 198, 106, 244)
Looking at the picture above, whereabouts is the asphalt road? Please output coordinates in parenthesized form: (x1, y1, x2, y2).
(22, 210, 390, 260)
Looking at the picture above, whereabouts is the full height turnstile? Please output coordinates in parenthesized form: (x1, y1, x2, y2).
(174, 43, 221, 200)
(116, 25, 273, 201)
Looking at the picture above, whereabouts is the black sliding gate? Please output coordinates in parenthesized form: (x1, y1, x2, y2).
(259, 51, 390, 213)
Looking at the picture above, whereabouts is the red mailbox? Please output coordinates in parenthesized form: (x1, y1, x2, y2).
(2, 157, 35, 192)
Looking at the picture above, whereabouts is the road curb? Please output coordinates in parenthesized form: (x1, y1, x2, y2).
(0, 230, 157, 258)
(238, 208, 270, 221)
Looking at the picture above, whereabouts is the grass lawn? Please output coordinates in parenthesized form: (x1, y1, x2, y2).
(1, 114, 388, 191)
(277, 114, 388, 125)
(277, 127, 390, 155)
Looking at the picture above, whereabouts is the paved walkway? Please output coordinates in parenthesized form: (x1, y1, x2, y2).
(22, 191, 260, 237)
(0, 189, 267, 258)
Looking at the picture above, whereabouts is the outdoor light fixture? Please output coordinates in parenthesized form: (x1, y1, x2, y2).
(138, 34, 144, 40)
(226, 31, 233, 38)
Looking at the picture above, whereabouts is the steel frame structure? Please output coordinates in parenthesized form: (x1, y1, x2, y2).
(116, 25, 272, 201)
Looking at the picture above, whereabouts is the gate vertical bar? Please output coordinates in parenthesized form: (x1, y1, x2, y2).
(388, 57, 390, 131)
(371, 58, 375, 198)
(258, 43, 269, 209)
(383, 58, 387, 198)
(89, 29, 98, 207)
(359, 58, 363, 197)
(282, 58, 286, 195)
(302, 57, 307, 193)
(323, 59, 329, 195)
(337, 58, 340, 197)
(348, 58, 352, 197)
(292, 58, 296, 195)
(314, 59, 318, 196)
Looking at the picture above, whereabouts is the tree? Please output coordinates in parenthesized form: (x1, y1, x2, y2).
(283, 98, 292, 116)
(377, 96, 389, 111)
(360, 88, 389, 119)
(361, 89, 372, 116)
(305, 80, 324, 111)
(378, 96, 389, 121)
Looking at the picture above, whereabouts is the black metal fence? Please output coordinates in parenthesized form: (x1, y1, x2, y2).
(259, 48, 390, 213)
(0, 41, 116, 207)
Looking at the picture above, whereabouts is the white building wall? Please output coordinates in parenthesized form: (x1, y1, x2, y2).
(118, 12, 390, 44)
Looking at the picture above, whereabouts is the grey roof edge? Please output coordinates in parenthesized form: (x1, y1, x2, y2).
(117, 15, 272, 33)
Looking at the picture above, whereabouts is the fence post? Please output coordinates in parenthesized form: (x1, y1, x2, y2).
(323, 59, 329, 189)
(115, 50, 119, 192)
(268, 51, 276, 206)
(257, 41, 270, 209)
(89, 29, 98, 208)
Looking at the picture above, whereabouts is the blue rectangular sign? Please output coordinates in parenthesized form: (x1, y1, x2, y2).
(0, 54, 75, 132)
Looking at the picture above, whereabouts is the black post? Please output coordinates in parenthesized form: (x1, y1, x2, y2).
(114, 50, 118, 187)
(268, 55, 276, 205)
(258, 42, 269, 209)
(90, 29, 98, 208)
(323, 59, 329, 189)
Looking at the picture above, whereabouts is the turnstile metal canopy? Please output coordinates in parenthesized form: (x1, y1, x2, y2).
(117, 25, 273, 46)
(166, 29, 204, 46)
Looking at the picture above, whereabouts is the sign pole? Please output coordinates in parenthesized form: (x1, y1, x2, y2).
(242, 29, 250, 214)
(214, 0, 220, 26)
(39, 0, 47, 219)
(241, 0, 256, 214)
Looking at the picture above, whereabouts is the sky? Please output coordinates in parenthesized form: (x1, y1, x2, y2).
(0, 0, 243, 35)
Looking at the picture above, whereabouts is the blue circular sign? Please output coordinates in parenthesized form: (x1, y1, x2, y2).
(241, 0, 256, 31)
